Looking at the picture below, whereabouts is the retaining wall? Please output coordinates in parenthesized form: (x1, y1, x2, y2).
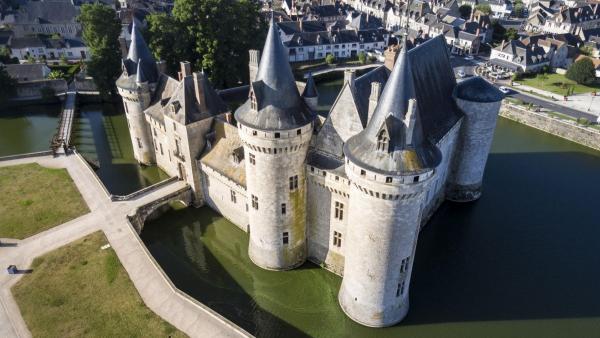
(500, 103, 600, 151)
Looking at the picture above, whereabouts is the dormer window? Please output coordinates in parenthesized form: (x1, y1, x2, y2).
(171, 101, 181, 114)
(377, 129, 389, 152)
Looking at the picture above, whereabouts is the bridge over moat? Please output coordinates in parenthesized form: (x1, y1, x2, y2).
(0, 153, 250, 338)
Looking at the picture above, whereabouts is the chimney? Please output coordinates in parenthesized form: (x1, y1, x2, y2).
(384, 44, 399, 70)
(156, 60, 167, 74)
(249, 49, 261, 82)
(368, 81, 381, 124)
(193, 72, 208, 112)
(344, 69, 356, 88)
(179, 61, 192, 80)
(404, 98, 417, 146)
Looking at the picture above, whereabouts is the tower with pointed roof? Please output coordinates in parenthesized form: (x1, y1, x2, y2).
(116, 20, 159, 165)
(234, 17, 315, 270)
(338, 38, 441, 327)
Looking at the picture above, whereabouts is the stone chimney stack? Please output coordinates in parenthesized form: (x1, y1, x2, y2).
(249, 49, 261, 82)
(384, 44, 400, 70)
(179, 61, 192, 81)
(368, 81, 381, 124)
(193, 72, 208, 112)
(344, 69, 356, 89)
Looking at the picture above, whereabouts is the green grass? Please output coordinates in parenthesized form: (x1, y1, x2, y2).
(0, 163, 89, 239)
(519, 73, 600, 95)
(12, 231, 187, 338)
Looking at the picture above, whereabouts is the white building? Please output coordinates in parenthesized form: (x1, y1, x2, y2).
(10, 36, 90, 62)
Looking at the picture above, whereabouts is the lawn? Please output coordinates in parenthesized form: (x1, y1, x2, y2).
(0, 163, 89, 239)
(12, 231, 186, 338)
(519, 73, 600, 96)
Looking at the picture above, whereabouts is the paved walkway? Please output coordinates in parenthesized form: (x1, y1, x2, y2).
(0, 155, 250, 338)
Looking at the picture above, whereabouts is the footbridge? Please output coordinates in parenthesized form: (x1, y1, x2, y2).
(51, 83, 77, 154)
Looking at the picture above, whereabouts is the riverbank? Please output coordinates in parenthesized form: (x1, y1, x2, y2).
(500, 102, 600, 152)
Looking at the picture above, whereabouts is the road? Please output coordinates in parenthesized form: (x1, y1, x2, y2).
(450, 55, 598, 122)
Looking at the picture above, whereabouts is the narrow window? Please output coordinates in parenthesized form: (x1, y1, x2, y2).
(283, 232, 289, 244)
(400, 257, 411, 273)
(153, 128, 157, 136)
(310, 166, 315, 172)
(230, 190, 237, 203)
(274, 132, 280, 138)
(252, 130, 257, 136)
(360, 169, 366, 176)
(333, 231, 342, 247)
(297, 129, 302, 135)
(251, 195, 258, 210)
(160, 143, 164, 155)
(281, 203, 286, 215)
(334, 201, 344, 220)
(173, 122, 176, 131)
(289, 175, 299, 190)
(136, 137, 142, 149)
(396, 280, 406, 297)
(386, 177, 392, 183)
(377, 129, 389, 152)
(249, 153, 256, 165)
(413, 176, 420, 183)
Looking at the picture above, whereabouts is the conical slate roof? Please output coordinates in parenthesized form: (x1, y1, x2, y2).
(344, 39, 441, 175)
(125, 20, 158, 83)
(302, 72, 318, 98)
(234, 16, 314, 131)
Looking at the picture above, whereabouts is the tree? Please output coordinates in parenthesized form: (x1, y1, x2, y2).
(325, 54, 335, 65)
(579, 45, 593, 57)
(475, 3, 492, 15)
(357, 51, 366, 64)
(0, 46, 17, 64)
(459, 4, 472, 19)
(504, 28, 518, 41)
(491, 20, 506, 43)
(78, 3, 122, 97)
(566, 58, 596, 85)
(147, 0, 267, 88)
(513, 2, 525, 18)
(0, 65, 17, 103)
(47, 70, 65, 80)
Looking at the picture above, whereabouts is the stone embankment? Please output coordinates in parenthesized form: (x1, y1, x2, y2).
(500, 102, 600, 152)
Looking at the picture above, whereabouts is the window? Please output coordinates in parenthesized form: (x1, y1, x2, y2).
(281, 203, 286, 215)
(251, 195, 258, 210)
(153, 128, 157, 136)
(250, 92, 258, 111)
(396, 280, 405, 297)
(252, 130, 257, 136)
(413, 176, 420, 183)
(386, 177, 392, 183)
(297, 129, 302, 135)
(289, 175, 299, 190)
(334, 201, 344, 220)
(136, 138, 142, 149)
(400, 257, 410, 273)
(282, 232, 289, 244)
(333, 231, 342, 247)
(230, 190, 237, 203)
(274, 132, 280, 138)
(173, 122, 176, 131)
(249, 153, 256, 165)
(160, 143, 164, 155)
(377, 129, 389, 152)
(310, 166, 315, 172)
(360, 169, 366, 176)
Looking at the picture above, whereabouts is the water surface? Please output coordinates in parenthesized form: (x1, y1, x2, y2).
(0, 105, 61, 156)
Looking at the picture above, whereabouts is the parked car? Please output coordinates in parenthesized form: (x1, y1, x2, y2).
(499, 86, 510, 94)
(464, 55, 474, 61)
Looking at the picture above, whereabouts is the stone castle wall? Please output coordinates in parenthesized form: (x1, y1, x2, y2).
(201, 164, 249, 231)
(500, 103, 600, 152)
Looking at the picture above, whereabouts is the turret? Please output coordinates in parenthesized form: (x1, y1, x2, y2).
(116, 20, 158, 165)
(234, 17, 315, 270)
(302, 72, 319, 112)
(447, 77, 503, 202)
(339, 40, 441, 327)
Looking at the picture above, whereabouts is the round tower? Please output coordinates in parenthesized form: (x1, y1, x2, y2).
(447, 77, 504, 202)
(339, 40, 441, 327)
(115, 20, 159, 165)
(235, 17, 315, 270)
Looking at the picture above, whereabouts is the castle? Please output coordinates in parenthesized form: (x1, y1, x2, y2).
(116, 18, 503, 328)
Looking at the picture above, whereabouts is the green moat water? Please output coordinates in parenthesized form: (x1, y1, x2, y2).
(1, 102, 166, 194)
(71, 103, 168, 195)
(0, 104, 61, 156)
(141, 121, 600, 336)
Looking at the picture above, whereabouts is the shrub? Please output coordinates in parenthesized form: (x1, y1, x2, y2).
(47, 70, 65, 80)
(566, 58, 596, 85)
(325, 54, 335, 65)
(357, 51, 366, 65)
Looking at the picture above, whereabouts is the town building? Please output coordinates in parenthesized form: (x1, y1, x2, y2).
(527, 3, 600, 34)
(0, 1, 81, 38)
(117, 17, 503, 328)
(9, 36, 90, 63)
(489, 38, 551, 73)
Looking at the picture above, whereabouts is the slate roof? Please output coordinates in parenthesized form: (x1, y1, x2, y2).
(14, 1, 79, 24)
(118, 21, 158, 89)
(235, 17, 314, 131)
(283, 28, 387, 48)
(494, 39, 551, 67)
(10, 36, 86, 49)
(454, 77, 504, 103)
(4, 64, 48, 81)
(344, 38, 442, 175)
(302, 72, 318, 98)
